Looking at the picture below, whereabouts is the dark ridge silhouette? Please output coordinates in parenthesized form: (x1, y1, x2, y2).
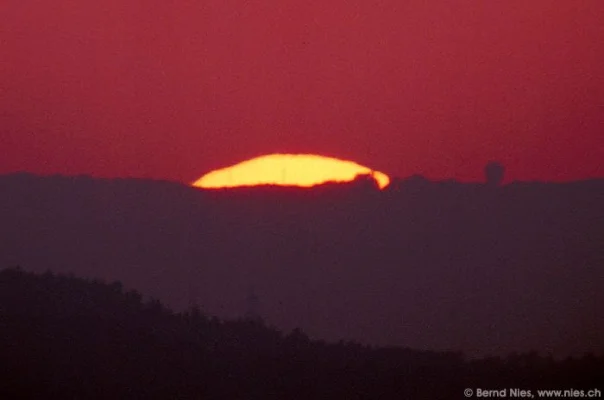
(0, 172, 603, 358)
(1, 267, 602, 399)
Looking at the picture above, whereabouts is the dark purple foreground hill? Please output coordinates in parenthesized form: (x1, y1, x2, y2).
(1, 173, 602, 358)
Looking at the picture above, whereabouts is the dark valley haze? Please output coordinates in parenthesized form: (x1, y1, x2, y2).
(2, 173, 602, 358)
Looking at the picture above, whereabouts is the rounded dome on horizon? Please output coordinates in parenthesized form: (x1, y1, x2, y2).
(192, 154, 390, 189)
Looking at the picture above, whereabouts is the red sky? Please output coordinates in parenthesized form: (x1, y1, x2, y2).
(1, 0, 603, 183)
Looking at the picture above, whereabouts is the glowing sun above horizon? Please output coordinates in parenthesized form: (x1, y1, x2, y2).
(192, 154, 390, 189)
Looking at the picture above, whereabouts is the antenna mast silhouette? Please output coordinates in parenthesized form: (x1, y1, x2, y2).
(187, 273, 199, 310)
(245, 287, 262, 322)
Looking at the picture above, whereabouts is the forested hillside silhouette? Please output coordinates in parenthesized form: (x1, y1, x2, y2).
(0, 172, 603, 357)
(1, 267, 602, 399)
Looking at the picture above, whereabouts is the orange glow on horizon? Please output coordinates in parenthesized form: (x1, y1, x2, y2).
(192, 154, 390, 189)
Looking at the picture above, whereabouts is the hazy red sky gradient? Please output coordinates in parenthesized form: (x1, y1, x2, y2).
(1, 0, 603, 183)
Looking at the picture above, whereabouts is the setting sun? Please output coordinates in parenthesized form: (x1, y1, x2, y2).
(192, 154, 390, 189)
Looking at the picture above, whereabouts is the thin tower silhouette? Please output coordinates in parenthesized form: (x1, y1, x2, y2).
(244, 287, 262, 322)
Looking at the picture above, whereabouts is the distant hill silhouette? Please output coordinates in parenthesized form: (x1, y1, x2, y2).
(0, 172, 603, 358)
(1, 267, 602, 399)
